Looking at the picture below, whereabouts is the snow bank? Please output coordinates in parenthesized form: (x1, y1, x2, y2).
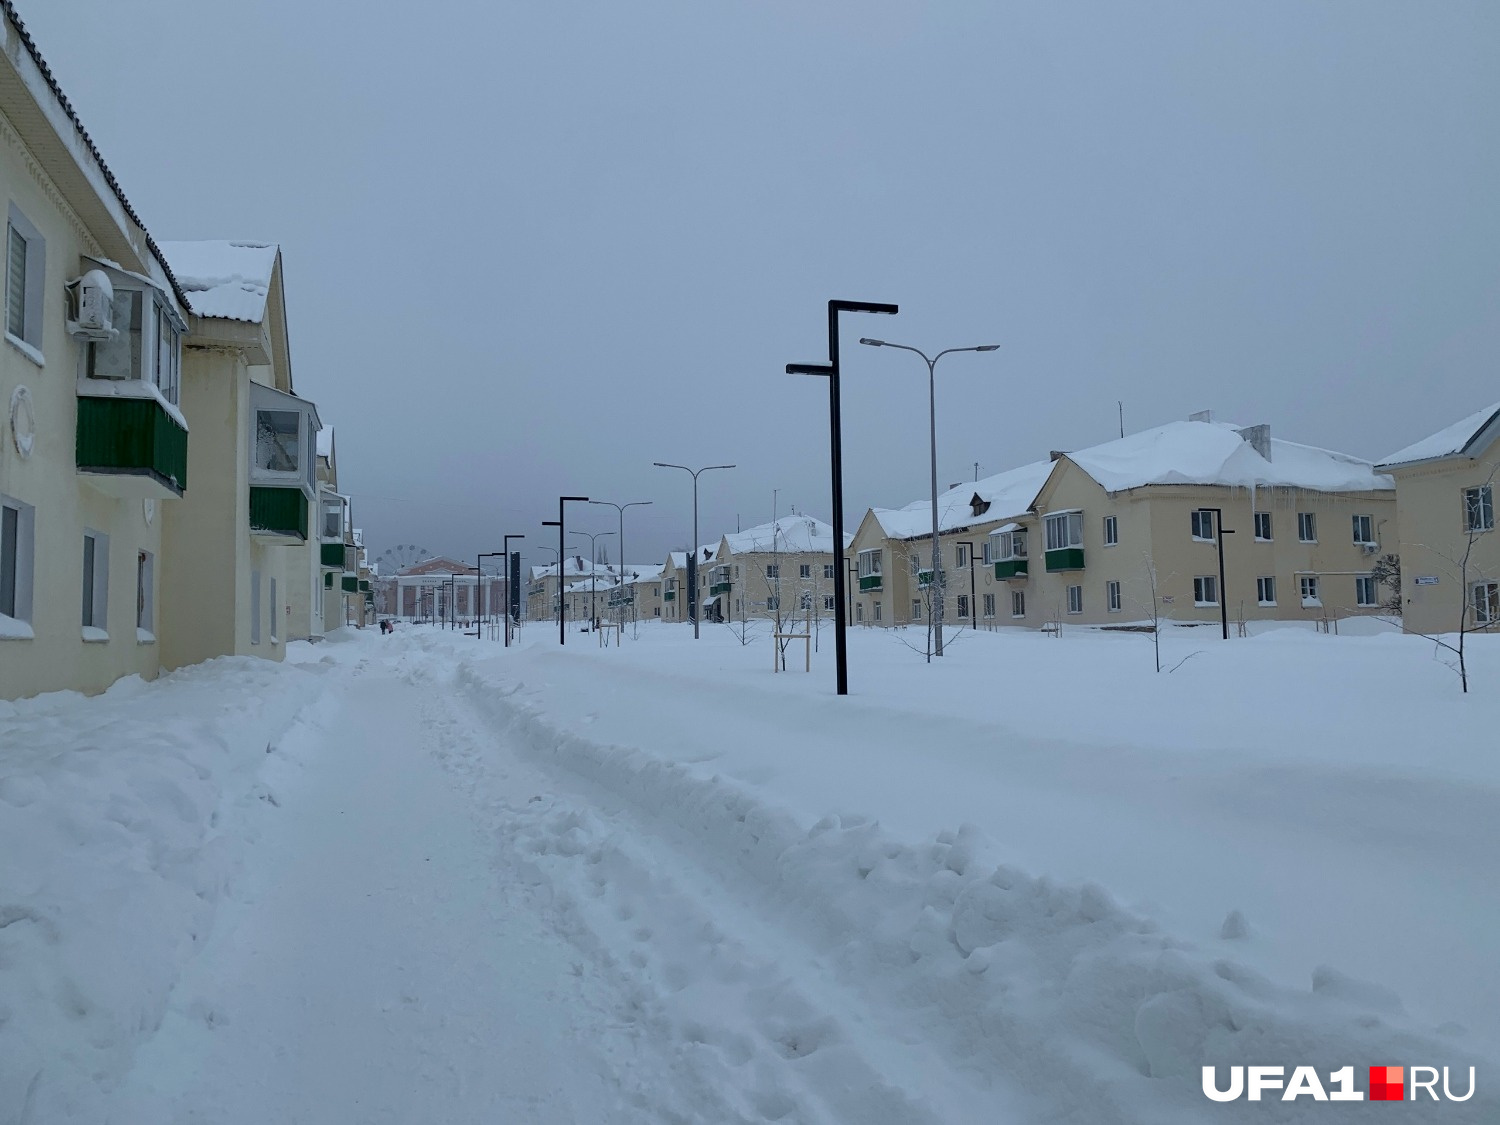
(0, 652, 338, 1124)
(447, 651, 1495, 1123)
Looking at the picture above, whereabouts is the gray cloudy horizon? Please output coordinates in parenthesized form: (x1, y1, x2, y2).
(22, 0, 1500, 573)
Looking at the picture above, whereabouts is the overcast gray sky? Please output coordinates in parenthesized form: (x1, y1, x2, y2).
(23, 1, 1500, 571)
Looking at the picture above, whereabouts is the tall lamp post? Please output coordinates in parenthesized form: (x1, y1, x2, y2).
(1204, 508, 1235, 640)
(502, 534, 525, 645)
(859, 339, 998, 657)
(590, 500, 652, 632)
(570, 529, 615, 629)
(956, 539, 979, 630)
(653, 463, 735, 640)
(787, 299, 899, 696)
(476, 551, 505, 638)
(555, 496, 589, 644)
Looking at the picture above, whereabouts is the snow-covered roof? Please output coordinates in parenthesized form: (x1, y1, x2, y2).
(1377, 402, 1500, 469)
(1063, 420, 1392, 494)
(722, 515, 850, 554)
(873, 460, 1055, 540)
(316, 427, 334, 459)
(157, 240, 279, 322)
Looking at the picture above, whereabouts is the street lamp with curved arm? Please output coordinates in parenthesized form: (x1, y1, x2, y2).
(653, 463, 735, 639)
(858, 338, 999, 658)
(569, 529, 615, 629)
(590, 499, 652, 630)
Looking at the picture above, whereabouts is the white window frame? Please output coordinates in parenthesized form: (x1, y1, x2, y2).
(955, 544, 968, 568)
(909, 551, 922, 577)
(855, 602, 864, 623)
(983, 592, 996, 618)
(1473, 581, 1500, 625)
(799, 591, 812, 611)
(1011, 590, 1025, 618)
(764, 563, 779, 579)
(799, 563, 811, 579)
(82, 274, 186, 405)
(765, 594, 779, 611)
(1066, 585, 1082, 614)
(1103, 515, 1118, 547)
(1257, 576, 1277, 606)
(911, 598, 922, 620)
(1193, 575, 1219, 607)
(823, 564, 835, 580)
(1190, 509, 1216, 542)
(0, 493, 36, 633)
(993, 529, 1028, 560)
(1299, 574, 1321, 606)
(1045, 512, 1083, 552)
(823, 594, 835, 611)
(251, 569, 262, 644)
(6, 205, 45, 360)
(320, 495, 346, 542)
(873, 601, 882, 622)
(137, 549, 155, 639)
(1106, 580, 1122, 612)
(857, 549, 882, 578)
(1253, 511, 1272, 541)
(249, 385, 319, 494)
(1463, 485, 1494, 534)
(1298, 512, 1317, 543)
(82, 529, 110, 636)
(1352, 514, 1375, 546)
(956, 593, 969, 618)
(1355, 575, 1377, 607)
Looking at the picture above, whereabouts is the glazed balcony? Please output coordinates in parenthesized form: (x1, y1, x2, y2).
(1044, 548, 1085, 572)
(249, 485, 309, 543)
(994, 558, 1028, 580)
(75, 394, 188, 500)
(858, 574, 883, 592)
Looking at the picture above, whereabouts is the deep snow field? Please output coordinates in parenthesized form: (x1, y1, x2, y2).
(1, 617, 1495, 1123)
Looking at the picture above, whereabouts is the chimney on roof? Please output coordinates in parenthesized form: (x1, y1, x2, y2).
(1189, 409, 1213, 423)
(1236, 424, 1272, 461)
(574, 554, 584, 570)
(1049, 450, 1069, 461)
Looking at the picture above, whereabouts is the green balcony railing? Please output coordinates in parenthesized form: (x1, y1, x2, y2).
(342, 575, 359, 593)
(320, 542, 344, 568)
(710, 581, 731, 596)
(1044, 547, 1085, 572)
(249, 486, 309, 541)
(663, 590, 676, 601)
(994, 558, 1029, 580)
(76, 395, 188, 498)
(917, 569, 934, 587)
(859, 574, 883, 592)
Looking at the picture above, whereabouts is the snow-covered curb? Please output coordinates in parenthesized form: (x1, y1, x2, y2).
(0, 652, 343, 1124)
(450, 657, 1494, 1123)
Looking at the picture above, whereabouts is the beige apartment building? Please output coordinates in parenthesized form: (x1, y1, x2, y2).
(657, 551, 687, 622)
(1, 5, 191, 697)
(848, 417, 1396, 634)
(1376, 401, 1500, 637)
(704, 516, 846, 626)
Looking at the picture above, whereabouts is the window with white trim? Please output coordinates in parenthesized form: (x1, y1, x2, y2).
(6, 206, 45, 356)
(137, 550, 154, 635)
(1355, 575, 1377, 607)
(981, 538, 993, 565)
(911, 599, 922, 620)
(1193, 575, 1219, 606)
(1045, 513, 1083, 552)
(1352, 514, 1375, 546)
(800, 591, 812, 610)
(1011, 590, 1025, 617)
(765, 564, 779, 579)
(857, 549, 882, 578)
(251, 570, 262, 644)
(994, 528, 1027, 559)
(766, 595, 779, 611)
(1463, 486, 1494, 533)
(321, 498, 344, 541)
(1, 494, 36, 629)
(1257, 576, 1276, 606)
(1473, 581, 1500, 625)
(910, 552, 922, 576)
(1106, 580, 1121, 612)
(1103, 515, 1118, 546)
(1190, 509, 1215, 541)
(1299, 575, 1320, 605)
(1298, 512, 1317, 542)
(84, 283, 184, 405)
(873, 601, 882, 622)
(255, 410, 303, 474)
(957, 594, 969, 618)
(955, 544, 968, 568)
(799, 563, 810, 579)
(1253, 511, 1272, 541)
(1066, 585, 1082, 614)
(823, 564, 835, 580)
(983, 593, 995, 618)
(82, 529, 109, 632)
(855, 602, 864, 623)
(823, 595, 835, 611)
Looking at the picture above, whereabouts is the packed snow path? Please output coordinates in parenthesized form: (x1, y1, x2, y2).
(5, 624, 1495, 1122)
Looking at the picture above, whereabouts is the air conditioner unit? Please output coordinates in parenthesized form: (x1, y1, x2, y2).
(1360, 543, 1379, 554)
(65, 270, 118, 343)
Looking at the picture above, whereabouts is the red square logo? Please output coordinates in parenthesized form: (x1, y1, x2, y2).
(1370, 1066, 1405, 1101)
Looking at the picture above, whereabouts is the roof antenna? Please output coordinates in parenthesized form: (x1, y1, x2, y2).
(1118, 401, 1125, 439)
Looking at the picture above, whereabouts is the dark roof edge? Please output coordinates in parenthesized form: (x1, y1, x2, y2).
(1, 1, 188, 309)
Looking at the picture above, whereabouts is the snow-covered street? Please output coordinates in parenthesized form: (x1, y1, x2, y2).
(3, 622, 1497, 1122)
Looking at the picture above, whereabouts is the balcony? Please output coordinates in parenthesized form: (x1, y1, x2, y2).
(249, 486, 309, 543)
(709, 581, 732, 596)
(663, 590, 676, 602)
(320, 543, 345, 568)
(342, 575, 359, 593)
(76, 394, 188, 500)
(859, 574, 883, 592)
(917, 570, 934, 588)
(994, 558, 1028, 580)
(1044, 548, 1085, 572)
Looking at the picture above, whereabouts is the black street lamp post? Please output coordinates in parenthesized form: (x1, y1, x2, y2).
(787, 299, 898, 696)
(1205, 508, 1236, 640)
(502, 534, 525, 646)
(590, 500, 651, 632)
(570, 529, 615, 630)
(653, 464, 735, 640)
(476, 551, 505, 638)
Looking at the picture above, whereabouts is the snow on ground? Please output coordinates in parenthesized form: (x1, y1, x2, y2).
(2, 619, 1495, 1122)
